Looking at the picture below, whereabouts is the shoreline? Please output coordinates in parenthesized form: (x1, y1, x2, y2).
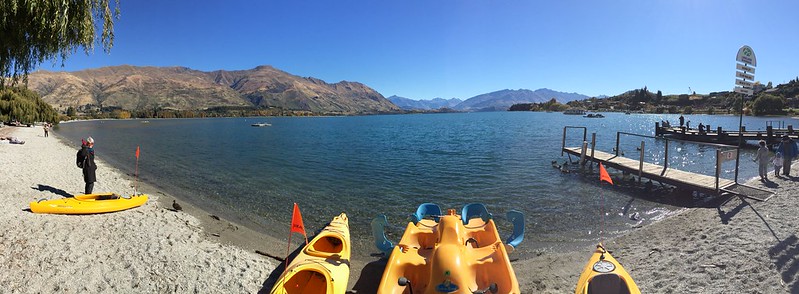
(4, 124, 799, 292)
(0, 126, 276, 292)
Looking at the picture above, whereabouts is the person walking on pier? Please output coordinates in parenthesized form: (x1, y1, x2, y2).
(754, 140, 770, 181)
(679, 115, 685, 127)
(777, 135, 798, 176)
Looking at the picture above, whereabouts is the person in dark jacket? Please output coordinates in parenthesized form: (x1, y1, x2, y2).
(777, 135, 798, 176)
(76, 137, 97, 194)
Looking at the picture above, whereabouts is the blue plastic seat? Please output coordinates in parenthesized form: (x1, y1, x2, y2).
(461, 203, 492, 225)
(371, 214, 395, 256)
(505, 210, 525, 249)
(411, 203, 442, 225)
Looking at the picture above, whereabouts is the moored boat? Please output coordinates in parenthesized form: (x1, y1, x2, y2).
(251, 123, 271, 127)
(373, 203, 524, 294)
(29, 193, 148, 214)
(564, 109, 587, 115)
(270, 213, 350, 294)
(574, 244, 641, 294)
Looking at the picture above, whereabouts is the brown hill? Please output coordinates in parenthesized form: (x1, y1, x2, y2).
(26, 65, 399, 114)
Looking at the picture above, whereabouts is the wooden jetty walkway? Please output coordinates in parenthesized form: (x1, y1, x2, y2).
(562, 126, 773, 201)
(655, 122, 798, 146)
(562, 147, 734, 193)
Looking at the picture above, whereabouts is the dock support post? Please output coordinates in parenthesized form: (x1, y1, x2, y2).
(615, 132, 620, 156)
(718, 127, 724, 141)
(580, 141, 588, 170)
(590, 133, 596, 170)
(789, 125, 794, 135)
(664, 139, 669, 171)
(561, 127, 567, 156)
(715, 149, 721, 192)
(639, 141, 645, 182)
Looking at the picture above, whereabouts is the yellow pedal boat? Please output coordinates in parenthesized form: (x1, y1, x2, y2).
(271, 213, 351, 294)
(575, 244, 641, 294)
(29, 193, 148, 214)
(376, 204, 521, 294)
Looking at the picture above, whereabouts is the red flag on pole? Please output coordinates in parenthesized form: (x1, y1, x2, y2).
(285, 203, 308, 266)
(599, 163, 613, 185)
(135, 146, 140, 159)
(290, 203, 307, 241)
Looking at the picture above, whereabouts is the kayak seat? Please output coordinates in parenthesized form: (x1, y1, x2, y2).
(284, 269, 329, 293)
(588, 273, 630, 294)
(371, 215, 395, 256)
(306, 235, 344, 258)
(504, 210, 525, 249)
(411, 203, 441, 225)
(462, 203, 492, 226)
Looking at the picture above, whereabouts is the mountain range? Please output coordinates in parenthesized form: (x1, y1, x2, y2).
(26, 65, 399, 114)
(25, 65, 590, 115)
(387, 96, 462, 110)
(389, 89, 589, 112)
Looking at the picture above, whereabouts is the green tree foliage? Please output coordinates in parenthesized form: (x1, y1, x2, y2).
(0, 0, 119, 86)
(751, 94, 785, 116)
(508, 98, 567, 112)
(0, 86, 59, 123)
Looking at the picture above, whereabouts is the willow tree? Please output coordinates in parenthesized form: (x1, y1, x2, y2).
(0, 0, 119, 87)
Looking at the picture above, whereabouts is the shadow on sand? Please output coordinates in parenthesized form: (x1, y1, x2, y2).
(31, 184, 73, 198)
(769, 234, 799, 292)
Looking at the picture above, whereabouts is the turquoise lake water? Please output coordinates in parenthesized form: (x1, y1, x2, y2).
(54, 112, 797, 259)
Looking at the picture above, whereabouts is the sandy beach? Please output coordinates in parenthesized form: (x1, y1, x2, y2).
(2, 124, 799, 293)
(0, 126, 276, 292)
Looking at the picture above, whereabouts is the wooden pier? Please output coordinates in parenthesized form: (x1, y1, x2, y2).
(562, 126, 773, 201)
(655, 122, 798, 146)
(563, 147, 734, 194)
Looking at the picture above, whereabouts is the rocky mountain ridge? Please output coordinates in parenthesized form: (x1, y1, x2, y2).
(26, 65, 399, 114)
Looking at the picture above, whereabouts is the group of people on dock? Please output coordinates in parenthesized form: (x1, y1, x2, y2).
(754, 135, 798, 181)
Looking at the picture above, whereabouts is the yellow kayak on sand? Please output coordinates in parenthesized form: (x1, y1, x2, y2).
(29, 193, 148, 214)
(271, 213, 350, 294)
(575, 244, 641, 294)
(377, 205, 520, 294)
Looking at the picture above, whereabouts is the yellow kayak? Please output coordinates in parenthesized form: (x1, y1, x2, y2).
(30, 193, 148, 214)
(575, 244, 641, 294)
(271, 213, 350, 294)
(377, 206, 520, 294)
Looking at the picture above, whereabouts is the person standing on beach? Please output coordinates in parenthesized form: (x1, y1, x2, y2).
(773, 152, 783, 177)
(777, 135, 798, 176)
(43, 123, 49, 137)
(76, 137, 97, 194)
(753, 140, 770, 181)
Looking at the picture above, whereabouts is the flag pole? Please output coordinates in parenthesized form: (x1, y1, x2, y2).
(134, 146, 140, 195)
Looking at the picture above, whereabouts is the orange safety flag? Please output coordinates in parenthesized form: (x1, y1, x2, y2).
(135, 146, 140, 159)
(599, 163, 613, 185)
(290, 203, 306, 237)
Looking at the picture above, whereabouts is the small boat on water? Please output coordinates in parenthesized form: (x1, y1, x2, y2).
(251, 123, 271, 127)
(584, 113, 605, 118)
(575, 244, 641, 294)
(270, 213, 350, 294)
(564, 109, 587, 115)
(29, 193, 148, 214)
(372, 203, 525, 294)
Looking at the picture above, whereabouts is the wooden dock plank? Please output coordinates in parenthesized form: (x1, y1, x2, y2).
(564, 147, 734, 192)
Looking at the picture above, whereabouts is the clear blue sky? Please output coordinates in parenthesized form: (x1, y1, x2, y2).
(39, 0, 799, 100)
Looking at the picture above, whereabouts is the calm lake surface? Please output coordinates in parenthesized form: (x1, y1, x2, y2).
(54, 112, 797, 259)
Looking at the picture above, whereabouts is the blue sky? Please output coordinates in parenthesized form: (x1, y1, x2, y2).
(40, 0, 799, 100)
